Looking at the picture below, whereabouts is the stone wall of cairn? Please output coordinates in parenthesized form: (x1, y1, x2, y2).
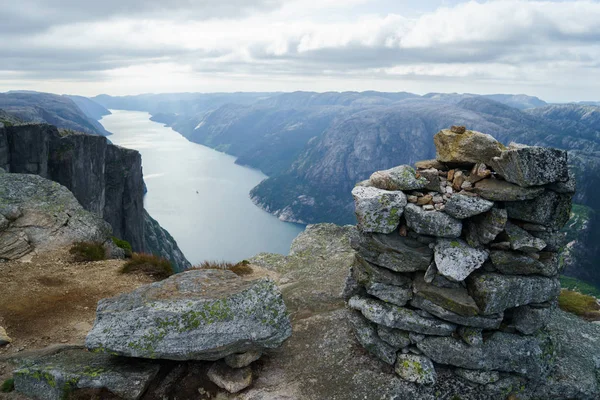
(344, 126, 574, 387)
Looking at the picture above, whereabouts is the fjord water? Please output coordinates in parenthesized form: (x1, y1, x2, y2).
(101, 110, 304, 264)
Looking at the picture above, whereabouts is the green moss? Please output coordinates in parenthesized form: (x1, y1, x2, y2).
(69, 241, 106, 262)
(111, 236, 132, 257)
(1, 378, 14, 393)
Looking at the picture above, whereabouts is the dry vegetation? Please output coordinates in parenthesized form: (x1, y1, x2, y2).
(192, 260, 254, 276)
(69, 242, 106, 262)
(558, 289, 600, 320)
(120, 253, 174, 280)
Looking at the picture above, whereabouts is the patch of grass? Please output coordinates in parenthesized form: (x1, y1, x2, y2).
(121, 253, 174, 280)
(558, 289, 600, 320)
(560, 275, 600, 298)
(193, 260, 254, 276)
(69, 242, 106, 262)
(111, 236, 132, 257)
(1, 378, 14, 393)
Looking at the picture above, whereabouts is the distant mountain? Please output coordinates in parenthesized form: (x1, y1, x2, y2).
(65, 95, 111, 120)
(424, 92, 547, 109)
(0, 92, 110, 135)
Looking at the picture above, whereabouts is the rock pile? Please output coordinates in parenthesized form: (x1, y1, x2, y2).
(346, 127, 573, 387)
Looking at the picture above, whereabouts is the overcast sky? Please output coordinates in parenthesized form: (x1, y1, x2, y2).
(0, 0, 598, 101)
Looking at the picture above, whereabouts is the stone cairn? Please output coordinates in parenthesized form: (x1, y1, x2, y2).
(345, 126, 574, 386)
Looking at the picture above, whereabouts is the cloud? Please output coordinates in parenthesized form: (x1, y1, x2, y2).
(1, 0, 600, 100)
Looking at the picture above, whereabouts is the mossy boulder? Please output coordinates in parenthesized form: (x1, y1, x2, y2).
(434, 129, 505, 165)
(86, 269, 292, 361)
(351, 186, 407, 234)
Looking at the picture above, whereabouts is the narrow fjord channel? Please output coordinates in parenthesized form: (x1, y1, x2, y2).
(101, 110, 304, 264)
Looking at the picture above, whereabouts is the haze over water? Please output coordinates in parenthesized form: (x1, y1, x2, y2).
(101, 110, 304, 264)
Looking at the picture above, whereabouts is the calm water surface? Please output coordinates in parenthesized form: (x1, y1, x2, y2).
(101, 110, 304, 264)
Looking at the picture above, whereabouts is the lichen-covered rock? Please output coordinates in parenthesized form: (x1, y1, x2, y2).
(504, 221, 547, 253)
(443, 194, 494, 219)
(434, 129, 505, 165)
(348, 296, 456, 336)
(369, 165, 427, 191)
(467, 273, 561, 315)
(13, 348, 159, 400)
(417, 332, 550, 379)
(410, 295, 503, 329)
(473, 178, 544, 201)
(395, 354, 437, 386)
(489, 144, 569, 187)
(0, 173, 112, 260)
(0, 326, 12, 345)
(464, 209, 507, 249)
(530, 230, 566, 252)
(207, 362, 253, 393)
(377, 326, 411, 349)
(350, 232, 433, 272)
(413, 275, 480, 316)
(404, 204, 462, 238)
(351, 186, 407, 234)
(454, 369, 501, 385)
(86, 270, 292, 360)
(348, 311, 398, 365)
(490, 251, 558, 277)
(505, 190, 572, 230)
(511, 304, 552, 335)
(434, 239, 489, 282)
(225, 351, 262, 369)
(457, 327, 483, 347)
(365, 282, 413, 307)
(351, 255, 413, 287)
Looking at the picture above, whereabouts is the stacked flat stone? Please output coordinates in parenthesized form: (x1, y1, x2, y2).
(345, 126, 574, 387)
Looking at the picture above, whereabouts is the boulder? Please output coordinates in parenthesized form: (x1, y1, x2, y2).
(464, 208, 507, 247)
(13, 349, 160, 400)
(417, 168, 441, 191)
(224, 351, 262, 369)
(348, 296, 456, 336)
(86, 270, 292, 360)
(0, 326, 12, 345)
(0, 173, 111, 260)
(351, 186, 407, 234)
(546, 168, 576, 194)
(404, 203, 462, 238)
(413, 275, 480, 316)
(467, 273, 561, 315)
(348, 311, 398, 365)
(511, 304, 552, 335)
(505, 190, 572, 230)
(410, 295, 503, 329)
(417, 331, 550, 379)
(504, 221, 547, 253)
(434, 239, 489, 282)
(369, 165, 427, 191)
(443, 194, 494, 219)
(350, 233, 433, 273)
(473, 179, 544, 201)
(207, 362, 253, 393)
(434, 129, 505, 165)
(395, 354, 437, 385)
(490, 251, 559, 277)
(489, 144, 569, 187)
(377, 326, 411, 349)
(454, 369, 501, 385)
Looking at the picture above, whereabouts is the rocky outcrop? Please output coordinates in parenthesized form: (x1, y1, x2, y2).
(86, 269, 292, 360)
(345, 127, 577, 389)
(0, 173, 111, 260)
(0, 123, 190, 270)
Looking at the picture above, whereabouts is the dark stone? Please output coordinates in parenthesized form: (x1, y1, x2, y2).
(473, 179, 544, 201)
(410, 295, 503, 329)
(505, 190, 573, 230)
(348, 311, 398, 365)
(489, 251, 559, 277)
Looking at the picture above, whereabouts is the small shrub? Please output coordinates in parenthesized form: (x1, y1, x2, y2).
(70, 242, 106, 262)
(111, 236, 132, 257)
(121, 253, 174, 280)
(193, 260, 253, 276)
(558, 289, 600, 320)
(1, 378, 14, 393)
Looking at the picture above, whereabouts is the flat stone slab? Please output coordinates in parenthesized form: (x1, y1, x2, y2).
(350, 232, 433, 273)
(413, 275, 480, 317)
(13, 349, 159, 400)
(86, 270, 292, 360)
(464, 208, 507, 247)
(511, 304, 552, 335)
(417, 331, 550, 379)
(455, 369, 501, 385)
(365, 282, 413, 307)
(395, 354, 437, 386)
(348, 311, 398, 365)
(434, 239, 489, 282)
(434, 129, 505, 165)
(377, 326, 411, 349)
(443, 194, 494, 219)
(352, 186, 407, 233)
(504, 221, 547, 253)
(505, 190, 572, 230)
(490, 250, 558, 277)
(404, 203, 462, 238)
(410, 295, 502, 329)
(351, 254, 414, 287)
(369, 165, 427, 191)
(207, 362, 253, 393)
(473, 179, 544, 201)
(489, 145, 569, 187)
(348, 296, 456, 336)
(467, 272, 561, 315)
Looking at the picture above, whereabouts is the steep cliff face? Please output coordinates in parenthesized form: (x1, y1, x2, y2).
(0, 123, 190, 271)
